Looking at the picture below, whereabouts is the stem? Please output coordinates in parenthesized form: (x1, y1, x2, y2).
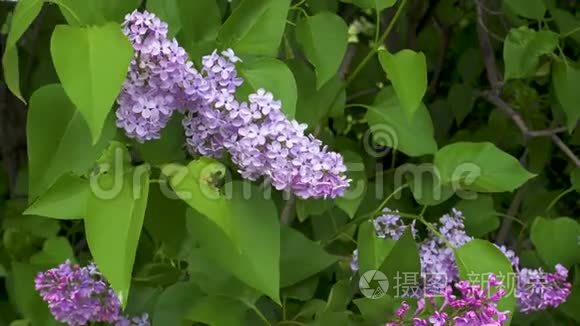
(416, 215, 453, 249)
(374, 9, 381, 44)
(364, 183, 409, 219)
(494, 213, 527, 228)
(346, 0, 407, 86)
(248, 303, 272, 326)
(546, 187, 575, 214)
(280, 194, 296, 225)
(561, 25, 580, 38)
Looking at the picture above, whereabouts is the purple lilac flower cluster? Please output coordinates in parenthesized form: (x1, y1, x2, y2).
(35, 261, 149, 326)
(351, 209, 571, 313)
(117, 10, 198, 142)
(117, 11, 349, 199)
(373, 208, 416, 240)
(497, 246, 571, 313)
(387, 274, 510, 325)
(419, 209, 473, 294)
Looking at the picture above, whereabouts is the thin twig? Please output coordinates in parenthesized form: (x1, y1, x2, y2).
(527, 127, 567, 137)
(475, 1, 502, 90)
(551, 134, 580, 168)
(480, 92, 529, 135)
(415, 0, 442, 35)
(496, 148, 528, 244)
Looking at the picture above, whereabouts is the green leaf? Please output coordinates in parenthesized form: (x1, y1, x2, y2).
(288, 59, 345, 127)
(344, 0, 397, 11)
(456, 195, 500, 237)
(448, 83, 474, 125)
(96, 0, 142, 22)
(296, 13, 348, 88)
(454, 240, 516, 318)
(134, 115, 186, 165)
(552, 8, 580, 44)
(366, 87, 437, 157)
(503, 27, 558, 80)
(162, 159, 233, 239)
(238, 57, 297, 118)
(85, 165, 150, 306)
(153, 282, 203, 325)
(3, 213, 60, 239)
(406, 165, 455, 206)
(502, 0, 546, 19)
(552, 61, 580, 131)
(280, 226, 337, 287)
(134, 263, 181, 287)
(9, 263, 57, 326)
(561, 270, 580, 322)
(296, 198, 333, 222)
(143, 184, 187, 257)
(571, 168, 580, 193)
(335, 151, 367, 218)
(146, 0, 182, 36)
(218, 0, 290, 56)
(434, 142, 535, 192)
(2, 0, 43, 102)
(378, 49, 427, 119)
(50, 23, 133, 142)
(307, 0, 339, 13)
(50, 0, 104, 25)
(283, 277, 319, 301)
(357, 221, 396, 273)
(530, 217, 580, 268)
(379, 229, 420, 296)
(27, 84, 115, 198)
(24, 174, 88, 220)
(324, 279, 353, 312)
(30, 237, 75, 265)
(147, 0, 221, 41)
(353, 295, 395, 324)
(187, 295, 251, 325)
(186, 182, 281, 302)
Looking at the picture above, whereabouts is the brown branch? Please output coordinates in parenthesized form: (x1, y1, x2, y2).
(480, 92, 529, 135)
(496, 182, 528, 244)
(427, 15, 450, 97)
(475, 0, 580, 169)
(551, 134, 580, 168)
(475, 1, 502, 90)
(415, 0, 442, 35)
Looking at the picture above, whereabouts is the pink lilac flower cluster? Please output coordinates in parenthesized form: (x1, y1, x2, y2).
(351, 209, 571, 313)
(117, 11, 350, 199)
(497, 246, 571, 313)
(350, 209, 471, 294)
(387, 274, 510, 325)
(35, 261, 149, 326)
